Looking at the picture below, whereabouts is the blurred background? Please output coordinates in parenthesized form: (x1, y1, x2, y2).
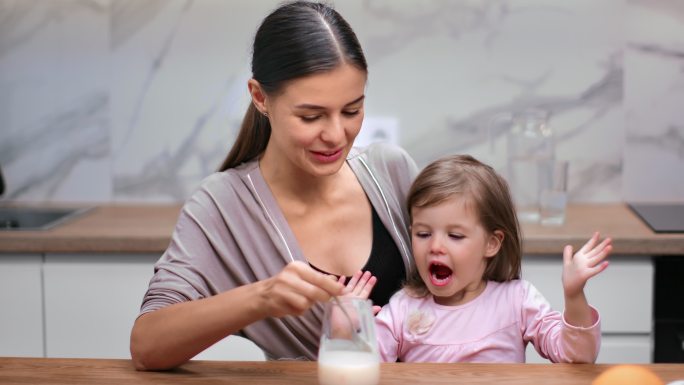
(1, 0, 682, 204)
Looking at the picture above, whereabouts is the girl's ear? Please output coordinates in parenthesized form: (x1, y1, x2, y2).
(485, 230, 504, 258)
(248, 78, 268, 114)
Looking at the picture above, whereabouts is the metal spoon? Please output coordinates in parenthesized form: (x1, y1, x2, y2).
(331, 296, 371, 352)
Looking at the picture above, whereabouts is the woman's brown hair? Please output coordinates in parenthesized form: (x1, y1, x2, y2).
(218, 1, 368, 171)
(404, 154, 522, 297)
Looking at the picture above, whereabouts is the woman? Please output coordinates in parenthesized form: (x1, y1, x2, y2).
(130, 1, 418, 370)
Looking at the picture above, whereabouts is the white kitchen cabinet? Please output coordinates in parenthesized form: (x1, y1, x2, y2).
(42, 253, 264, 361)
(14, 251, 654, 362)
(0, 254, 44, 357)
(43, 254, 158, 358)
(597, 335, 652, 363)
(522, 255, 653, 363)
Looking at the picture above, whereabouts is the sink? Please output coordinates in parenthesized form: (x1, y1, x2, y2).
(0, 207, 91, 231)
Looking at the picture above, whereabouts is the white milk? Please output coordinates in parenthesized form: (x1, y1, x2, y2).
(317, 350, 380, 385)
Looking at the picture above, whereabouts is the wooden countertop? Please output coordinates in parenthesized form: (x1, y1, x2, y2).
(0, 205, 180, 254)
(1, 358, 683, 384)
(521, 204, 684, 255)
(1, 203, 683, 255)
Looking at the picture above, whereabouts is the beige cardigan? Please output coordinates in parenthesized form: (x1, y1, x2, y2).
(139, 143, 418, 360)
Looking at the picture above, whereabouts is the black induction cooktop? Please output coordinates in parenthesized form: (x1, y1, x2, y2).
(628, 203, 684, 233)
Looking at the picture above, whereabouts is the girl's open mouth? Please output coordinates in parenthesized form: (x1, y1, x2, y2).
(428, 262, 453, 287)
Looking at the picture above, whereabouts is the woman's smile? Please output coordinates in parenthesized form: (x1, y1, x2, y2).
(310, 148, 344, 164)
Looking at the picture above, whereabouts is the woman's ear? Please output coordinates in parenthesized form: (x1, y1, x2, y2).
(485, 230, 504, 258)
(248, 79, 268, 114)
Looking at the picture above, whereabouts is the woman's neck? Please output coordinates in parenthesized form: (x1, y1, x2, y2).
(259, 156, 349, 205)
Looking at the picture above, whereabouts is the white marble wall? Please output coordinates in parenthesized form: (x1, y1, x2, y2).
(624, 0, 684, 202)
(0, 0, 682, 203)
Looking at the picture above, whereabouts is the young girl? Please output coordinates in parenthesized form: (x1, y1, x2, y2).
(371, 154, 612, 363)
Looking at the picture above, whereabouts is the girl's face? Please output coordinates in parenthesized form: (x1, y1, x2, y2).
(411, 196, 503, 306)
(255, 63, 367, 178)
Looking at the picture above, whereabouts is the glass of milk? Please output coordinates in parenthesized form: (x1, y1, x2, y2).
(318, 297, 380, 385)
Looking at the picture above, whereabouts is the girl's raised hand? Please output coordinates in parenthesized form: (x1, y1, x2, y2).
(338, 271, 380, 314)
(562, 232, 612, 298)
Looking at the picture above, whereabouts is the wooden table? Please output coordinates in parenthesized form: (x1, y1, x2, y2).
(1, 358, 683, 385)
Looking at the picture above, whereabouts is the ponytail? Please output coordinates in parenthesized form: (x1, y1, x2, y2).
(218, 103, 271, 171)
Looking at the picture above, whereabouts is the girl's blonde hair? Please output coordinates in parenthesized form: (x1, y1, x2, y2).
(404, 154, 522, 297)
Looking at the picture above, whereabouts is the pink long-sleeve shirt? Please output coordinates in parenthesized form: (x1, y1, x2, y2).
(375, 279, 601, 363)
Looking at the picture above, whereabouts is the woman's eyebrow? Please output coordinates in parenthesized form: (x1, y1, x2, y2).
(294, 95, 365, 110)
(345, 95, 365, 105)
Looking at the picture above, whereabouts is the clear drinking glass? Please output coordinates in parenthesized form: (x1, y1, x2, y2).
(540, 160, 569, 226)
(318, 297, 380, 385)
(506, 109, 555, 223)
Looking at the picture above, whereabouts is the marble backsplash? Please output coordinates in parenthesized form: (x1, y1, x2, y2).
(0, 0, 682, 203)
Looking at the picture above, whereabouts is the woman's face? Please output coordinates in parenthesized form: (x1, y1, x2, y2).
(259, 63, 367, 178)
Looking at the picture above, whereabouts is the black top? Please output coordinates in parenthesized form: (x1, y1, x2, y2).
(310, 206, 406, 307)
